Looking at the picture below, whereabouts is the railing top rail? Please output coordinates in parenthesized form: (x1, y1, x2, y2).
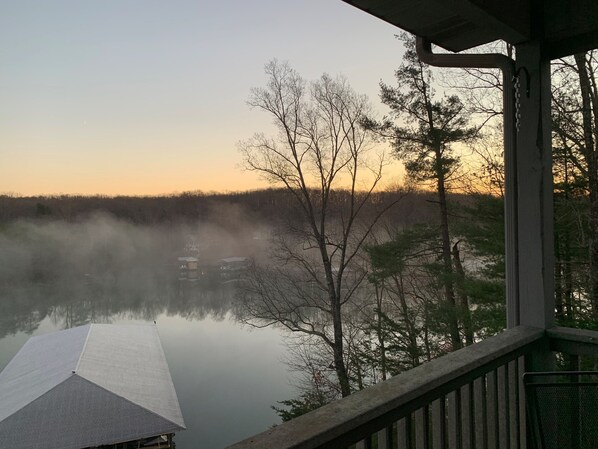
(225, 325, 544, 449)
(547, 325, 598, 356)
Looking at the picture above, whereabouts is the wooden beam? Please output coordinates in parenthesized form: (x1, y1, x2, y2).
(547, 31, 598, 60)
(547, 326, 598, 356)
(439, 0, 530, 44)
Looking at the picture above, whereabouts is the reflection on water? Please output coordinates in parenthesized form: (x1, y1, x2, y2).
(0, 278, 293, 449)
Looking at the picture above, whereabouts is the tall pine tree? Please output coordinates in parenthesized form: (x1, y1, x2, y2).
(371, 35, 478, 350)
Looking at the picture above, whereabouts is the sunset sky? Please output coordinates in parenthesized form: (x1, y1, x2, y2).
(0, 0, 405, 196)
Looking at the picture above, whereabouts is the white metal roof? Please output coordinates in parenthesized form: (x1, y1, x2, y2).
(0, 323, 185, 449)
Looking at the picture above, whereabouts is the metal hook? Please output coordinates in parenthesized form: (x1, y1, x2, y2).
(515, 67, 531, 97)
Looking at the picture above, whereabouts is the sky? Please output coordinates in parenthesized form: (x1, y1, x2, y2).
(0, 0, 405, 196)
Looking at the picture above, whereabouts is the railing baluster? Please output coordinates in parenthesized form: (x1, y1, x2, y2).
(474, 375, 488, 449)
(415, 406, 429, 449)
(487, 369, 499, 449)
(448, 390, 461, 448)
(377, 426, 392, 449)
(432, 397, 446, 449)
(356, 437, 371, 449)
(508, 359, 520, 449)
(398, 414, 412, 449)
(518, 356, 526, 449)
(498, 364, 510, 449)
(460, 383, 474, 449)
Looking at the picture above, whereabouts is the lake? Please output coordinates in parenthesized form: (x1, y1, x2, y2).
(0, 279, 295, 449)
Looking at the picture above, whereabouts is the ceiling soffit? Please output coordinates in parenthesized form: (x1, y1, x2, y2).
(343, 0, 598, 58)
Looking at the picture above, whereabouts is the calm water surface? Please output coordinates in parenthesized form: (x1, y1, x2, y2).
(0, 280, 295, 449)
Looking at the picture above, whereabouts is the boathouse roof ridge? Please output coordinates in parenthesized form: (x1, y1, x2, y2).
(0, 323, 185, 449)
(0, 324, 90, 423)
(76, 324, 186, 429)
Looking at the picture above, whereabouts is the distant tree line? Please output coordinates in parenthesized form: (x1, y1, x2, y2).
(0, 188, 472, 228)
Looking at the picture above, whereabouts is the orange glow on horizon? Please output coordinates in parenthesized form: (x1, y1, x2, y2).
(0, 171, 269, 197)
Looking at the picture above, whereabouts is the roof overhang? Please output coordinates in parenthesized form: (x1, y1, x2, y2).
(342, 0, 598, 59)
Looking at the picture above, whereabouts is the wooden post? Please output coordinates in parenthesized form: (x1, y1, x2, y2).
(514, 40, 555, 330)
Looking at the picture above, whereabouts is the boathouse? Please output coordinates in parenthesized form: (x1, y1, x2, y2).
(0, 324, 185, 449)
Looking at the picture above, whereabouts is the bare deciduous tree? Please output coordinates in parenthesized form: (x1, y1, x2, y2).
(238, 60, 400, 397)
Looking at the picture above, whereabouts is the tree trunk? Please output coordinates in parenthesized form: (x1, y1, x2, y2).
(318, 233, 352, 397)
(331, 296, 351, 397)
(423, 297, 432, 362)
(452, 242, 474, 345)
(394, 274, 420, 367)
(554, 228, 564, 321)
(564, 235, 574, 322)
(436, 150, 462, 351)
(374, 284, 388, 381)
(322, 261, 351, 397)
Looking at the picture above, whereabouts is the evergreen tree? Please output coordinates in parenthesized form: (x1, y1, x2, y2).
(366, 225, 443, 371)
(370, 34, 478, 350)
(452, 195, 506, 338)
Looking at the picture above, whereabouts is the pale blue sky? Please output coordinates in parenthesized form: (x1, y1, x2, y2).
(0, 0, 404, 195)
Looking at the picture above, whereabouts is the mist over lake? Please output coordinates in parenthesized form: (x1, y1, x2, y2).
(0, 212, 294, 449)
(0, 190, 449, 448)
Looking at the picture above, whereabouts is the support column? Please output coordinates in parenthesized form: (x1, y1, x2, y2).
(515, 41, 554, 329)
